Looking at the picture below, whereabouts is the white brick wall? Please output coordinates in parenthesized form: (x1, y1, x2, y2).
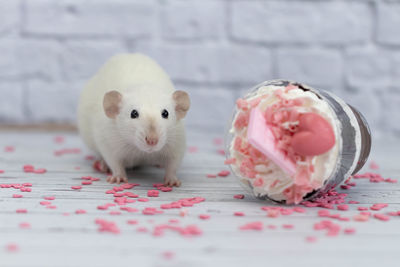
(0, 0, 399, 138)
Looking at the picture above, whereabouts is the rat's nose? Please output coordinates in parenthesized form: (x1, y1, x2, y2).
(145, 136, 158, 146)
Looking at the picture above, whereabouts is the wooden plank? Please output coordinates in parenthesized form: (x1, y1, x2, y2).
(0, 130, 399, 267)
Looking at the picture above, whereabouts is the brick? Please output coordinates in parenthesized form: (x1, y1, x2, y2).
(18, 40, 62, 81)
(0, 1, 19, 34)
(345, 48, 395, 88)
(162, 0, 224, 40)
(377, 3, 400, 45)
(61, 40, 126, 81)
(182, 86, 236, 133)
(277, 49, 343, 90)
(23, 0, 156, 37)
(26, 80, 82, 122)
(343, 89, 382, 135)
(135, 44, 272, 84)
(0, 82, 24, 122)
(231, 1, 371, 44)
(0, 39, 61, 80)
(380, 90, 400, 134)
(0, 40, 19, 79)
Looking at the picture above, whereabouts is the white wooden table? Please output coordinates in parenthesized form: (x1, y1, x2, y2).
(0, 129, 399, 267)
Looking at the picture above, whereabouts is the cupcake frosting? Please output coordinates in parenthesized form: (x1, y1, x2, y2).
(228, 81, 340, 204)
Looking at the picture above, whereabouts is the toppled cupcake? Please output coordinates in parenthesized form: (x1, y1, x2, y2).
(226, 80, 371, 204)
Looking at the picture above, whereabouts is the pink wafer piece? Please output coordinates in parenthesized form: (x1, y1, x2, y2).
(247, 108, 296, 176)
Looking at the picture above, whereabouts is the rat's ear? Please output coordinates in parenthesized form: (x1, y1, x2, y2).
(173, 90, 190, 120)
(103, 90, 122, 119)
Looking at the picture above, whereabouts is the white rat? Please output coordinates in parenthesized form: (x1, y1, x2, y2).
(77, 53, 190, 186)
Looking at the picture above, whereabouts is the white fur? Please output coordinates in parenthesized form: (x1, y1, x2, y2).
(77, 53, 187, 185)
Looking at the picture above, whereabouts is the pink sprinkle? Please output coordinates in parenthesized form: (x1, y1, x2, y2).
(267, 224, 276, 230)
(40, 201, 51, 206)
(357, 207, 368, 211)
(46, 205, 57, 209)
(267, 209, 280, 218)
(142, 207, 163, 215)
(16, 209, 27, 213)
(137, 227, 148, 233)
(20, 187, 31, 192)
(95, 218, 120, 234)
(85, 155, 95, 161)
(54, 136, 65, 144)
(313, 220, 341, 236)
(82, 181, 92, 185)
(217, 149, 225, 156)
(127, 220, 138, 225)
(217, 170, 230, 177)
(206, 174, 217, 178)
(147, 190, 159, 197)
(370, 203, 388, 211)
(71, 186, 82, 190)
(239, 221, 263, 231)
(337, 204, 349, 211)
(374, 213, 390, 221)
(5, 243, 18, 252)
(348, 200, 359, 204)
(12, 194, 23, 198)
(353, 214, 369, 222)
(234, 194, 245, 199)
(110, 211, 121, 215)
(162, 251, 175, 260)
(33, 168, 47, 174)
(344, 227, 356, 234)
(23, 165, 34, 172)
(4, 146, 15, 152)
(305, 236, 317, 243)
(213, 137, 223, 146)
(44, 196, 55, 200)
(369, 161, 379, 170)
(294, 207, 306, 213)
(0, 170, 4, 174)
(224, 158, 236, 165)
(125, 192, 139, 198)
(234, 211, 245, 216)
(160, 186, 172, 192)
(188, 146, 198, 153)
(282, 224, 294, 229)
(75, 209, 86, 214)
(199, 214, 210, 220)
(120, 207, 138, 213)
(138, 198, 149, 202)
(19, 222, 30, 229)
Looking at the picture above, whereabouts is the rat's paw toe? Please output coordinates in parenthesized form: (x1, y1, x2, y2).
(164, 177, 181, 187)
(106, 175, 127, 184)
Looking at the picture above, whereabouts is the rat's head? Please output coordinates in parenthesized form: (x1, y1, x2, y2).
(103, 87, 190, 153)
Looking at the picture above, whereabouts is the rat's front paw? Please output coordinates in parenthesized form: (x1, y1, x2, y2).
(164, 176, 181, 187)
(106, 175, 128, 184)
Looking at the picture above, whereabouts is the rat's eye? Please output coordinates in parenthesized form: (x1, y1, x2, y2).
(161, 109, 169, 119)
(130, 109, 139, 119)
